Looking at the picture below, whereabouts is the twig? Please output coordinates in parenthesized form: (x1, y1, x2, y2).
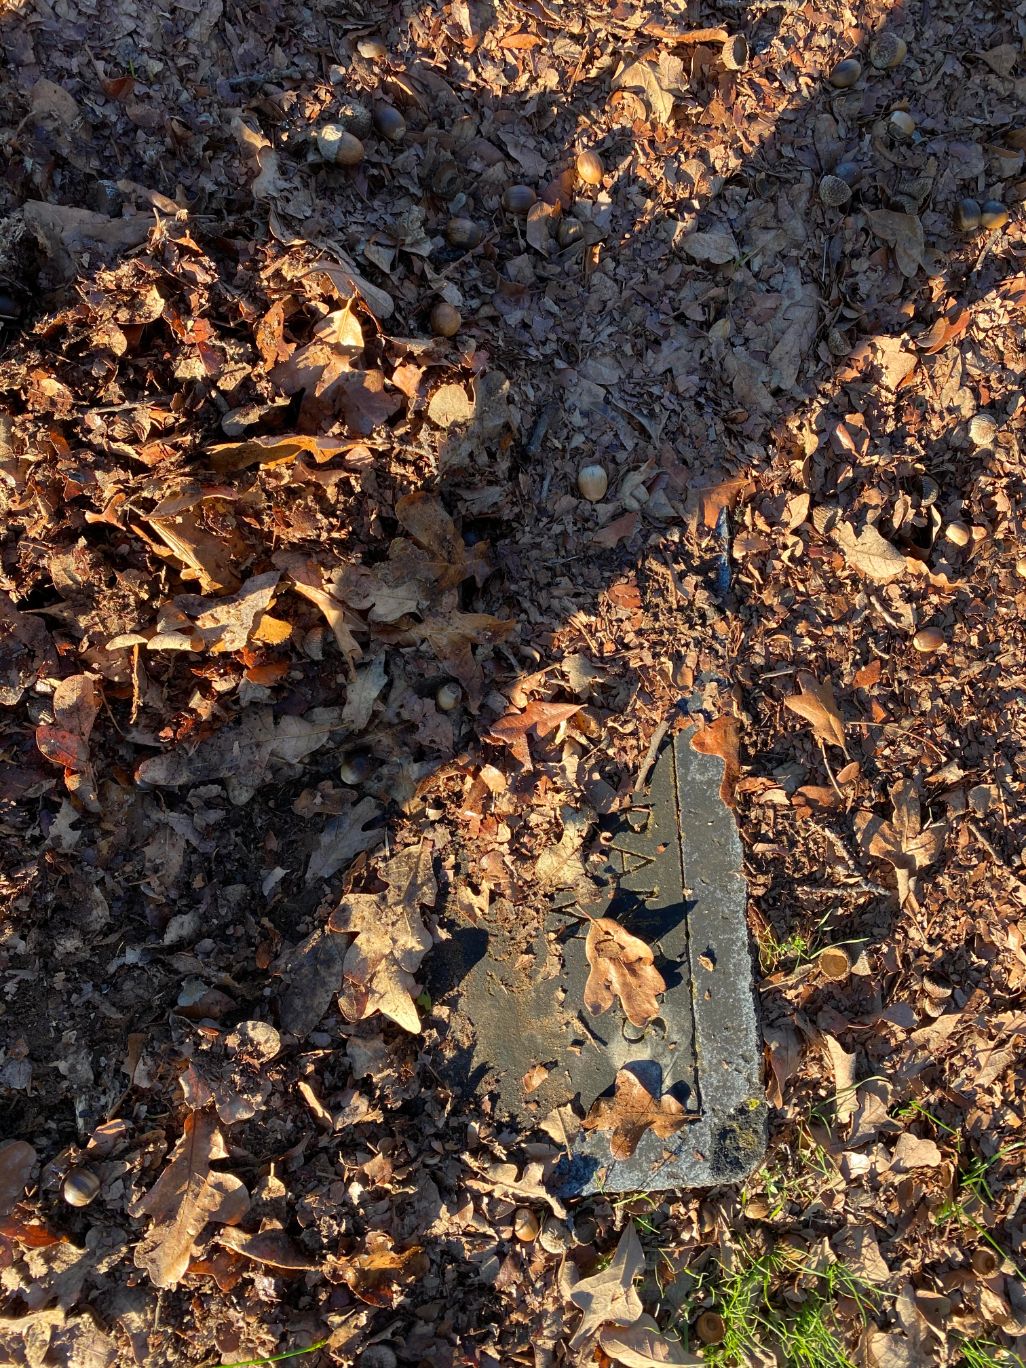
(634, 718, 670, 792)
(811, 820, 892, 899)
(819, 740, 845, 804)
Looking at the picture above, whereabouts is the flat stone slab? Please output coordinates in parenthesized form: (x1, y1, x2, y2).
(427, 730, 765, 1194)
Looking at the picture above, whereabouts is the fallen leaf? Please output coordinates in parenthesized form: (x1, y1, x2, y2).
(287, 561, 364, 664)
(584, 919, 666, 1028)
(339, 654, 388, 732)
(180, 572, 281, 653)
(783, 671, 847, 753)
(535, 808, 591, 889)
(329, 840, 436, 1032)
(821, 1035, 858, 1126)
(854, 779, 948, 906)
(136, 706, 342, 805)
(35, 674, 102, 810)
(568, 1220, 645, 1350)
(679, 229, 738, 264)
(889, 1133, 943, 1173)
(599, 1314, 703, 1366)
(522, 1063, 550, 1094)
(486, 700, 581, 767)
(305, 796, 383, 884)
(216, 1227, 317, 1270)
(690, 715, 741, 807)
(583, 1067, 688, 1160)
(0, 1141, 36, 1218)
(832, 522, 907, 584)
(593, 510, 641, 549)
(466, 1160, 567, 1217)
(208, 434, 347, 473)
(427, 382, 475, 428)
(763, 1023, 802, 1109)
(333, 1243, 426, 1307)
(131, 1110, 249, 1289)
(866, 209, 926, 277)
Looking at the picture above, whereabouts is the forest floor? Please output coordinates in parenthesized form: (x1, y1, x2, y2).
(2, 0, 1026, 1364)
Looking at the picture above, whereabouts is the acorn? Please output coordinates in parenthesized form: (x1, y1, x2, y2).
(446, 217, 484, 249)
(955, 198, 982, 231)
(63, 1168, 101, 1208)
(829, 58, 862, 88)
(339, 752, 372, 785)
(869, 32, 907, 70)
(576, 150, 603, 186)
(577, 463, 609, 501)
(513, 1208, 539, 1242)
(981, 200, 1009, 230)
(429, 301, 462, 337)
(721, 34, 749, 71)
(432, 160, 460, 197)
(502, 184, 537, 214)
(888, 110, 916, 138)
(819, 174, 853, 207)
(373, 103, 406, 142)
(557, 218, 584, 248)
(435, 681, 462, 711)
(335, 98, 372, 139)
(316, 124, 364, 167)
(356, 36, 387, 60)
(913, 627, 945, 654)
(943, 521, 971, 547)
(968, 413, 997, 447)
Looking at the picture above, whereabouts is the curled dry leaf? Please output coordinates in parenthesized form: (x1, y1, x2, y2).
(821, 1035, 858, 1127)
(330, 1243, 427, 1307)
(584, 918, 666, 1028)
(35, 674, 102, 811)
(568, 1220, 644, 1351)
(131, 1110, 249, 1289)
(583, 1067, 688, 1160)
(783, 671, 847, 753)
(329, 839, 436, 1033)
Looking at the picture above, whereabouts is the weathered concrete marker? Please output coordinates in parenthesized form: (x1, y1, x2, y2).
(429, 730, 765, 1194)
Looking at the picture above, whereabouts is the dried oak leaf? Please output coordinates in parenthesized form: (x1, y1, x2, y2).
(35, 674, 101, 811)
(583, 1068, 687, 1160)
(486, 700, 581, 768)
(568, 1219, 644, 1351)
(690, 715, 741, 807)
(854, 779, 947, 907)
(131, 1110, 249, 1289)
(329, 1243, 427, 1307)
(329, 839, 436, 1033)
(584, 918, 666, 1028)
(599, 1314, 703, 1366)
(466, 1160, 567, 1217)
(783, 671, 847, 753)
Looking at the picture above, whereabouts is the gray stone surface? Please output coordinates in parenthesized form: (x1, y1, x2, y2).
(426, 730, 765, 1194)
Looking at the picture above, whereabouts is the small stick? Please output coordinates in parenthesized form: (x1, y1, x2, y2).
(635, 719, 670, 792)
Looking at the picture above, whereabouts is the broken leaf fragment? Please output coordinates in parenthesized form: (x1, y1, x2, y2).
(583, 1067, 688, 1160)
(584, 917, 666, 1028)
